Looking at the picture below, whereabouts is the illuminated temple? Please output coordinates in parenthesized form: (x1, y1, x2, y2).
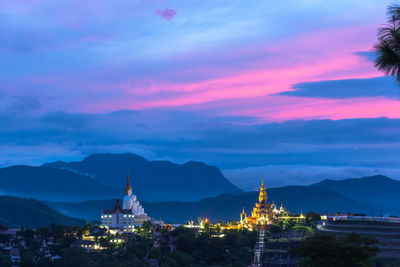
(240, 177, 288, 230)
(101, 173, 151, 232)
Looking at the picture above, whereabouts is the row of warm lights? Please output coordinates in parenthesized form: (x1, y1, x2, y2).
(93, 244, 104, 250)
(211, 233, 225, 238)
(186, 218, 212, 229)
(278, 215, 306, 220)
(80, 244, 105, 250)
(101, 214, 135, 218)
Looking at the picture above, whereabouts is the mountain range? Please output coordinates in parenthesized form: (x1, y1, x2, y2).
(0, 165, 121, 202)
(1, 153, 400, 225)
(47, 177, 398, 223)
(0, 153, 241, 202)
(0, 196, 85, 228)
(311, 175, 400, 210)
(3, 174, 395, 227)
(43, 153, 242, 201)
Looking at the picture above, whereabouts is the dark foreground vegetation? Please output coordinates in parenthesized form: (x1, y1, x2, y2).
(297, 233, 378, 267)
(0, 222, 257, 267)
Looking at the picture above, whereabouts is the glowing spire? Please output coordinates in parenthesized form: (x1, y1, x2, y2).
(258, 176, 267, 203)
(240, 207, 246, 222)
(124, 172, 132, 196)
(300, 210, 305, 218)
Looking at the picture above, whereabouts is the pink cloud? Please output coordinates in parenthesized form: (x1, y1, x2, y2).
(21, 23, 397, 124)
(248, 96, 400, 122)
(155, 9, 176, 21)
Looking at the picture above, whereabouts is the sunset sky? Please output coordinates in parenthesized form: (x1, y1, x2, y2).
(2, 0, 400, 189)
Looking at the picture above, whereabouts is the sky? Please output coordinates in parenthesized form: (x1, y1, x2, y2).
(2, 0, 400, 189)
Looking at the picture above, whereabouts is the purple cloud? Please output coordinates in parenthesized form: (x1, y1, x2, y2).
(155, 9, 177, 21)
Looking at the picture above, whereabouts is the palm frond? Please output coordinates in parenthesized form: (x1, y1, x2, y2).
(374, 41, 400, 76)
(373, 3, 400, 81)
(388, 4, 400, 24)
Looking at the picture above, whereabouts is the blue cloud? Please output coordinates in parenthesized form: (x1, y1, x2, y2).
(277, 76, 400, 99)
(354, 51, 377, 62)
(1, 109, 400, 170)
(7, 95, 42, 111)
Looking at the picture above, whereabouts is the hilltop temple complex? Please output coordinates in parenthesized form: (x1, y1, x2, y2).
(239, 177, 302, 230)
(101, 173, 151, 232)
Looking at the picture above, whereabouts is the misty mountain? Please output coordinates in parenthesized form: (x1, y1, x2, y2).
(47, 185, 384, 223)
(0, 165, 121, 202)
(43, 153, 242, 201)
(311, 175, 400, 210)
(0, 196, 85, 228)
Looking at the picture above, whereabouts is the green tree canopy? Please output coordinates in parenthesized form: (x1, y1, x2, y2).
(296, 233, 378, 267)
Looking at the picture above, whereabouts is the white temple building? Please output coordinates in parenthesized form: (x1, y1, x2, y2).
(101, 173, 151, 231)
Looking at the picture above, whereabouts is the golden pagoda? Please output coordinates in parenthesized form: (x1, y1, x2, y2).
(240, 177, 278, 230)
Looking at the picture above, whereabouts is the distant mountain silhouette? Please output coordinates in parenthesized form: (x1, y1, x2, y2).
(43, 153, 242, 201)
(0, 196, 85, 228)
(311, 175, 400, 210)
(4, 155, 400, 224)
(0, 166, 121, 202)
(47, 185, 384, 223)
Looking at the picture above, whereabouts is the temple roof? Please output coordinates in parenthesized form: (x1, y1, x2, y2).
(114, 199, 121, 211)
(103, 208, 134, 214)
(258, 176, 267, 203)
(125, 172, 132, 196)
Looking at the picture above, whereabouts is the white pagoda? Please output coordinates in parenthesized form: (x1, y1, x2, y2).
(101, 173, 151, 231)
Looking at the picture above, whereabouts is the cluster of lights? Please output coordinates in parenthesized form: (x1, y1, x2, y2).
(93, 244, 103, 250)
(80, 244, 104, 250)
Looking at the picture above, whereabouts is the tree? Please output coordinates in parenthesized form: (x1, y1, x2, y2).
(305, 212, 320, 228)
(22, 229, 35, 240)
(51, 225, 66, 241)
(37, 227, 50, 240)
(374, 4, 400, 81)
(296, 233, 378, 267)
(58, 246, 93, 267)
(20, 251, 34, 267)
(138, 221, 153, 238)
(0, 250, 12, 267)
(270, 224, 283, 234)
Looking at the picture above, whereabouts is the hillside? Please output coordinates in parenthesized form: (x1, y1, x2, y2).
(0, 165, 121, 202)
(47, 185, 383, 223)
(43, 153, 242, 201)
(311, 175, 400, 210)
(0, 196, 85, 228)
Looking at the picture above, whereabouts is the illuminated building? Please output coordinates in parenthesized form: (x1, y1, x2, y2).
(239, 177, 307, 230)
(101, 199, 136, 232)
(240, 177, 279, 230)
(101, 173, 151, 231)
(234, 177, 306, 231)
(74, 240, 106, 252)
